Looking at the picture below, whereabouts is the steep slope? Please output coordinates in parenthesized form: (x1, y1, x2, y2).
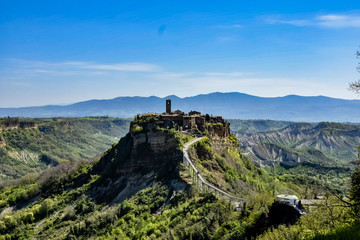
(0, 114, 306, 239)
(1, 92, 360, 122)
(0, 117, 130, 181)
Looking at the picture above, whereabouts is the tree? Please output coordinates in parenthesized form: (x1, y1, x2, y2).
(350, 147, 360, 217)
(349, 49, 360, 217)
(349, 49, 360, 94)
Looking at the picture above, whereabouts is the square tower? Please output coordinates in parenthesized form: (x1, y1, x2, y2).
(166, 99, 171, 114)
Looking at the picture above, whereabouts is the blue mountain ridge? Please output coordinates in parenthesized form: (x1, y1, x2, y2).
(1, 92, 359, 122)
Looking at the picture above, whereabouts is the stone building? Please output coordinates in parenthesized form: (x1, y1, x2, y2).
(134, 99, 229, 135)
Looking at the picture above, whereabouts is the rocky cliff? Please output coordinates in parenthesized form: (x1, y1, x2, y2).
(118, 131, 181, 175)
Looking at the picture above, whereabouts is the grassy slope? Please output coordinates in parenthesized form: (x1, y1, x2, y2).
(0, 117, 130, 181)
(187, 136, 302, 198)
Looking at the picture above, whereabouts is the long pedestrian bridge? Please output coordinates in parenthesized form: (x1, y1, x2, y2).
(182, 137, 244, 211)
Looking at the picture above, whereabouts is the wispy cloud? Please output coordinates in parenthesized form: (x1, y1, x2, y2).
(265, 13, 360, 28)
(266, 18, 310, 27)
(213, 24, 243, 29)
(80, 62, 160, 72)
(316, 14, 360, 28)
(1, 59, 161, 76)
(152, 71, 253, 80)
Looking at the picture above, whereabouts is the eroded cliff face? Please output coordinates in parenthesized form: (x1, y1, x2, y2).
(117, 131, 182, 175)
(0, 125, 38, 133)
(92, 122, 184, 204)
(238, 122, 360, 167)
(247, 143, 302, 167)
(206, 123, 231, 150)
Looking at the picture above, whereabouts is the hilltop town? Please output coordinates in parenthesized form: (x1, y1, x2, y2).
(132, 99, 229, 136)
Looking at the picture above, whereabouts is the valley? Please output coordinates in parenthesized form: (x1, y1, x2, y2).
(0, 109, 358, 239)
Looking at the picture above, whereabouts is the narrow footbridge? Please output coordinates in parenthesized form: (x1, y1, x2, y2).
(182, 137, 244, 211)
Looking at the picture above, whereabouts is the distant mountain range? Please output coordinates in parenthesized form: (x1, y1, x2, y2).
(1, 92, 360, 122)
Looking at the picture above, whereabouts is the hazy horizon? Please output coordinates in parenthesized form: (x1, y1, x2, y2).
(1, 91, 360, 109)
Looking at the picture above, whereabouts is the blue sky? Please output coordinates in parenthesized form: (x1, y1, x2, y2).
(1, 1, 360, 107)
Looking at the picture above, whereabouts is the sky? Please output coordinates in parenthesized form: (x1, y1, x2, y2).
(1, 1, 360, 107)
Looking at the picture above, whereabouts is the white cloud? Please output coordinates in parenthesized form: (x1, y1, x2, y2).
(213, 24, 243, 29)
(316, 14, 360, 28)
(266, 13, 360, 28)
(2, 59, 161, 75)
(81, 63, 160, 72)
(203, 72, 253, 77)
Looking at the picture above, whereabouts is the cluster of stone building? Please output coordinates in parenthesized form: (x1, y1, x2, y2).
(137, 99, 226, 132)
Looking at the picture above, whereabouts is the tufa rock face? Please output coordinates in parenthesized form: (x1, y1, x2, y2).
(117, 131, 181, 175)
(92, 129, 183, 203)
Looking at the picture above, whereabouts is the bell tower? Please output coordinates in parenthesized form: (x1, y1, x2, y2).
(166, 99, 171, 114)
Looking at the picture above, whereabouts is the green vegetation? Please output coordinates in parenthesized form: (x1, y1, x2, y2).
(350, 146, 360, 217)
(257, 147, 360, 239)
(0, 116, 359, 239)
(188, 135, 298, 198)
(0, 117, 130, 181)
(265, 163, 351, 196)
(258, 197, 360, 239)
(131, 124, 143, 134)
